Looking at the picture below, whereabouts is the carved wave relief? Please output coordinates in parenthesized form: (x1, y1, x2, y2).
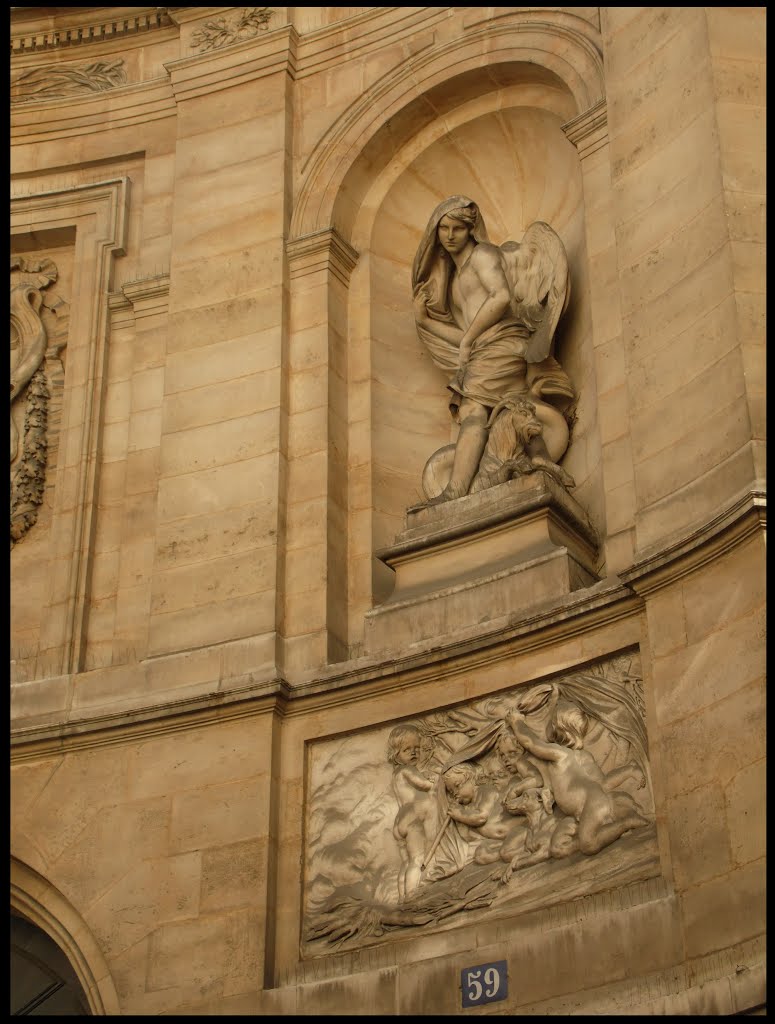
(303, 651, 658, 956)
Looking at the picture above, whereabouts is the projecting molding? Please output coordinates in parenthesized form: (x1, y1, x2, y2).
(10, 7, 176, 55)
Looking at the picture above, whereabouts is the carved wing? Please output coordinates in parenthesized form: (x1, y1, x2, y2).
(499, 221, 570, 364)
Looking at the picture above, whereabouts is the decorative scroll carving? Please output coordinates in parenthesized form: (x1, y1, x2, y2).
(411, 197, 576, 509)
(11, 257, 67, 544)
(303, 652, 657, 954)
(191, 7, 275, 52)
(12, 59, 127, 103)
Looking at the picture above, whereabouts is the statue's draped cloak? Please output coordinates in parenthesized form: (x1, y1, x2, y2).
(412, 196, 572, 418)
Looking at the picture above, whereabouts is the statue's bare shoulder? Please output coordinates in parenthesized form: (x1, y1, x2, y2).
(464, 240, 510, 291)
(468, 239, 504, 269)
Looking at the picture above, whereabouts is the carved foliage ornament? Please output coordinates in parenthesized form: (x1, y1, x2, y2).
(11, 257, 65, 544)
(191, 7, 275, 52)
(12, 58, 127, 103)
(303, 653, 656, 954)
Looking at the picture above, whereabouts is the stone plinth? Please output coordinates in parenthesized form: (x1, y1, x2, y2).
(364, 472, 599, 653)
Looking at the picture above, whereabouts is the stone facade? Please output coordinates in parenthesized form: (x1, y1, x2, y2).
(11, 6, 765, 1016)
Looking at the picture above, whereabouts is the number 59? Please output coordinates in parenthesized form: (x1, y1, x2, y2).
(462, 960, 507, 1007)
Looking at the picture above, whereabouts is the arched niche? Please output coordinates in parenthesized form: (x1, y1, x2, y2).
(292, 12, 605, 239)
(290, 13, 606, 660)
(10, 857, 120, 1015)
(342, 70, 601, 633)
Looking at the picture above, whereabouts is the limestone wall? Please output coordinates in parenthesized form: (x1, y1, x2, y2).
(11, 6, 765, 1016)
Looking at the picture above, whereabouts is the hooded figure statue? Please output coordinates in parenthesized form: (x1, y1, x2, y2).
(411, 196, 575, 503)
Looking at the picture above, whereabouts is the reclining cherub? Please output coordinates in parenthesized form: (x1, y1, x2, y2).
(440, 762, 530, 866)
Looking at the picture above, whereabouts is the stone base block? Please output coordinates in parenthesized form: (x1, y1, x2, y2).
(364, 472, 598, 653)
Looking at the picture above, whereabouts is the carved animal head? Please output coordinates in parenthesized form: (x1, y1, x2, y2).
(488, 395, 542, 443)
(482, 396, 544, 470)
(503, 785, 544, 817)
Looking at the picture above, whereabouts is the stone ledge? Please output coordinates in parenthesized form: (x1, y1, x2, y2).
(394, 472, 597, 553)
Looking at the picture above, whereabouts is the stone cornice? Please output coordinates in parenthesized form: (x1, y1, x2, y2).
(10, 577, 641, 760)
(10, 484, 766, 759)
(10, 6, 177, 56)
(286, 228, 359, 286)
(10, 77, 176, 142)
(121, 272, 171, 310)
(619, 488, 765, 596)
(562, 98, 608, 160)
(164, 22, 298, 101)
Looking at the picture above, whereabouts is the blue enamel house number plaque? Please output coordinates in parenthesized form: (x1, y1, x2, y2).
(461, 959, 508, 1008)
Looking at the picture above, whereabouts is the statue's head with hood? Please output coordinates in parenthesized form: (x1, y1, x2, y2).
(412, 196, 490, 324)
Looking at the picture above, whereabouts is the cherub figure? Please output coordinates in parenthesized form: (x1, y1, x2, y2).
(387, 724, 439, 900)
(441, 762, 524, 866)
(494, 729, 551, 804)
(506, 688, 649, 857)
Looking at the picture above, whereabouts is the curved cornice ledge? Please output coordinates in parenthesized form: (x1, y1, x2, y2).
(10, 486, 764, 759)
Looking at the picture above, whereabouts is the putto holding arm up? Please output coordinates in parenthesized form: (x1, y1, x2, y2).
(505, 686, 649, 857)
(411, 196, 576, 504)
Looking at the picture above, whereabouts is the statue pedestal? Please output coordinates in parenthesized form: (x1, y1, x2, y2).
(364, 472, 599, 654)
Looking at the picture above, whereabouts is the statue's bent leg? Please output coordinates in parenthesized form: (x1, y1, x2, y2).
(437, 400, 489, 501)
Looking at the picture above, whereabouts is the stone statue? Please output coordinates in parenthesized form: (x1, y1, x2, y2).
(412, 196, 575, 505)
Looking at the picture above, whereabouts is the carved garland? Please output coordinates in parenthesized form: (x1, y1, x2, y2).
(11, 368, 49, 544)
(191, 7, 275, 52)
(11, 256, 64, 545)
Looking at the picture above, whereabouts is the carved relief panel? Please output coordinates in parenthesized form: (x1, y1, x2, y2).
(11, 179, 128, 678)
(303, 651, 657, 956)
(11, 254, 69, 544)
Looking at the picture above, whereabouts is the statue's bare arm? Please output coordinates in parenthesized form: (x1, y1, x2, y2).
(457, 245, 511, 367)
(448, 804, 489, 827)
(506, 710, 562, 764)
(402, 766, 435, 792)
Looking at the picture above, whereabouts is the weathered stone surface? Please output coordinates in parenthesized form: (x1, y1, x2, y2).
(9, 4, 765, 1017)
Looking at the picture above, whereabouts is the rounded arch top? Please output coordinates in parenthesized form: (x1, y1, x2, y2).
(11, 856, 121, 1015)
(291, 9, 604, 240)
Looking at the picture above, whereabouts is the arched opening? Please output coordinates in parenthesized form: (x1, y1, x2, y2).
(10, 858, 120, 1015)
(11, 911, 91, 1016)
